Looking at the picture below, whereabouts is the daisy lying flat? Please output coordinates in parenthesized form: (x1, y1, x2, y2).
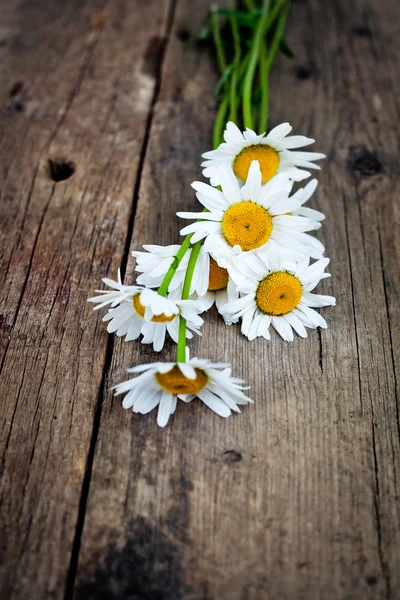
(178, 161, 325, 267)
(202, 121, 325, 187)
(114, 352, 253, 427)
(88, 270, 204, 351)
(221, 252, 335, 342)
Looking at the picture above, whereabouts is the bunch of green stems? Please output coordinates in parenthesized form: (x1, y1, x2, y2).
(157, 0, 291, 363)
(211, 0, 290, 145)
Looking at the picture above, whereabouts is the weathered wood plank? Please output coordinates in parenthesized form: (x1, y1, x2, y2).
(0, 0, 173, 597)
(73, 1, 400, 599)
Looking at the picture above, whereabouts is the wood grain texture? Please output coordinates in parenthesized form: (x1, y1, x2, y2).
(1, 0, 399, 599)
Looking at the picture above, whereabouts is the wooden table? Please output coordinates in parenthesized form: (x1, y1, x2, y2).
(1, 1, 399, 598)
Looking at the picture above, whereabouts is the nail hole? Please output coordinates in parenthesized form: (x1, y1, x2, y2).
(295, 66, 311, 80)
(48, 158, 75, 182)
(10, 81, 23, 97)
(176, 29, 190, 42)
(352, 26, 372, 38)
(222, 449, 243, 463)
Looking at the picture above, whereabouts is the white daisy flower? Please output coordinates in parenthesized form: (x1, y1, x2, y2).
(202, 121, 325, 186)
(177, 161, 325, 267)
(132, 244, 240, 324)
(88, 271, 203, 351)
(114, 352, 253, 427)
(221, 251, 335, 342)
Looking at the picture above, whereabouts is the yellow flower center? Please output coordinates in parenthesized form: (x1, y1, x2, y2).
(156, 365, 208, 394)
(221, 201, 272, 251)
(133, 294, 176, 323)
(208, 257, 229, 291)
(233, 144, 280, 184)
(256, 272, 302, 316)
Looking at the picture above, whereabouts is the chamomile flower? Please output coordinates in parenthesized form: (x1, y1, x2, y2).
(221, 251, 335, 342)
(178, 161, 325, 267)
(88, 271, 203, 351)
(202, 121, 325, 186)
(114, 352, 253, 427)
(132, 244, 239, 324)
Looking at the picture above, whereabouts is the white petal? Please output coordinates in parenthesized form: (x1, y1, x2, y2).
(224, 121, 244, 144)
(283, 312, 307, 338)
(240, 160, 262, 202)
(157, 392, 175, 427)
(281, 135, 315, 149)
(218, 164, 241, 203)
(191, 181, 228, 210)
(302, 292, 336, 307)
(271, 316, 294, 341)
(266, 122, 292, 139)
(198, 390, 231, 418)
(178, 363, 197, 380)
(153, 323, 167, 352)
(134, 389, 161, 414)
(177, 211, 222, 221)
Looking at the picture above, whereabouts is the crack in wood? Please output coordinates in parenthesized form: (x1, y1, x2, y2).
(63, 1, 179, 598)
(377, 225, 400, 446)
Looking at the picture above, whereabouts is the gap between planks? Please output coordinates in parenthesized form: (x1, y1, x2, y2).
(63, 0, 179, 597)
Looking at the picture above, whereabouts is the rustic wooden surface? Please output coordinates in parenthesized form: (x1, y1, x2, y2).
(1, 0, 399, 598)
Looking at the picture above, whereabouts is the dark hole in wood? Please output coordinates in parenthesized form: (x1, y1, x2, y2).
(366, 575, 378, 586)
(352, 26, 372, 38)
(295, 66, 311, 80)
(10, 81, 23, 96)
(48, 158, 75, 182)
(223, 449, 242, 463)
(176, 29, 190, 42)
(347, 146, 383, 177)
(13, 101, 24, 113)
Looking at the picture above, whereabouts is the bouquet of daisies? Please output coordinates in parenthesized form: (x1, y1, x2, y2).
(89, 1, 335, 427)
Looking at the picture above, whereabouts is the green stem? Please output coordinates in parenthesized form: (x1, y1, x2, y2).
(258, 40, 269, 132)
(259, 2, 289, 131)
(157, 233, 193, 296)
(228, 13, 241, 122)
(264, 0, 286, 35)
(264, 2, 289, 72)
(238, 52, 251, 99)
(242, 0, 270, 130)
(176, 241, 202, 363)
(210, 7, 227, 74)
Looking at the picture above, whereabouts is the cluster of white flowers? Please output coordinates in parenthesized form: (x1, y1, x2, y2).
(90, 122, 335, 427)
